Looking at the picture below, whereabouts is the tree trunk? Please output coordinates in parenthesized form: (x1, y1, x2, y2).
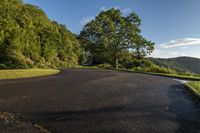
(114, 50, 119, 69)
(115, 58, 119, 69)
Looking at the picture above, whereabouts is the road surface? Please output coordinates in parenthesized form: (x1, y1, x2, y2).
(0, 69, 200, 133)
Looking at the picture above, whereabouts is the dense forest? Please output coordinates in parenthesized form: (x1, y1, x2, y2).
(0, 0, 81, 69)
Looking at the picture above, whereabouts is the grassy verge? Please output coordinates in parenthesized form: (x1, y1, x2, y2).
(117, 69, 200, 81)
(0, 69, 60, 80)
(143, 72, 200, 81)
(73, 65, 98, 69)
(185, 82, 200, 98)
(77, 65, 200, 81)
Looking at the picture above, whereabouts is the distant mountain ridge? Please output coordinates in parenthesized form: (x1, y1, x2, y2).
(149, 57, 200, 74)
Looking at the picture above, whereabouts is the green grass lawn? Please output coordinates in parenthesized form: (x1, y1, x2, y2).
(186, 82, 200, 98)
(0, 69, 60, 80)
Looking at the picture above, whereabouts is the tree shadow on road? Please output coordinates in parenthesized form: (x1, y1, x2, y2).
(17, 99, 200, 133)
(168, 84, 200, 133)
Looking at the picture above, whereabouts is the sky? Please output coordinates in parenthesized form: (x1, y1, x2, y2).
(24, 0, 200, 59)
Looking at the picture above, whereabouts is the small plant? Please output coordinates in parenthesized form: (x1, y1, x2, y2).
(98, 63, 113, 69)
(0, 64, 7, 69)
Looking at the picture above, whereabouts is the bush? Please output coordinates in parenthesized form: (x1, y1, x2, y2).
(131, 67, 142, 72)
(144, 64, 176, 74)
(122, 58, 153, 69)
(178, 71, 199, 77)
(0, 64, 7, 69)
(98, 63, 113, 69)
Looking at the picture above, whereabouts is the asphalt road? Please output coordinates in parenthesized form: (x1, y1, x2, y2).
(0, 69, 200, 133)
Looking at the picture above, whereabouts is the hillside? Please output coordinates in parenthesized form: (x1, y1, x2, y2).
(0, 0, 80, 69)
(149, 57, 200, 74)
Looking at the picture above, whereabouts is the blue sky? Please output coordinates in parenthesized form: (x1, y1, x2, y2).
(24, 0, 200, 58)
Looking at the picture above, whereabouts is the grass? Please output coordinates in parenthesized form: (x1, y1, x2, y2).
(79, 65, 200, 81)
(144, 72, 200, 81)
(0, 69, 60, 80)
(185, 82, 200, 98)
(75, 65, 98, 69)
(118, 69, 200, 81)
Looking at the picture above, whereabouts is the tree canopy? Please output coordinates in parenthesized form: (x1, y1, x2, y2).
(0, 1, 155, 70)
(0, 0, 81, 69)
(80, 8, 154, 69)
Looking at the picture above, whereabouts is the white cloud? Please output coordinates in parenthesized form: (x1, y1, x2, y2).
(160, 38, 200, 48)
(149, 39, 200, 59)
(149, 49, 186, 58)
(80, 16, 95, 26)
(179, 46, 188, 49)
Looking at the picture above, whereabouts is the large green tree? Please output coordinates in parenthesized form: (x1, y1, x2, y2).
(80, 8, 154, 69)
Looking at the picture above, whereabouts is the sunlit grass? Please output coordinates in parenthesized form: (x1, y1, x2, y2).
(147, 72, 200, 80)
(0, 69, 60, 80)
(121, 69, 200, 80)
(186, 82, 200, 97)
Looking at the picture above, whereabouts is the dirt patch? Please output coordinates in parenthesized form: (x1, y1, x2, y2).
(0, 112, 51, 133)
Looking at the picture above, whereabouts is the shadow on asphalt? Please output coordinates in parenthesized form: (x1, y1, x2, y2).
(18, 84, 200, 133)
(18, 95, 200, 133)
(168, 84, 200, 133)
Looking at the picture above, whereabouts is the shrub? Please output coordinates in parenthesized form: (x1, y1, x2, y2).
(0, 64, 7, 69)
(144, 64, 176, 74)
(98, 63, 113, 69)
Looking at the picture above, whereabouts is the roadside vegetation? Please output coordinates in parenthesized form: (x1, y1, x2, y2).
(79, 9, 154, 69)
(144, 73, 200, 80)
(0, 0, 81, 69)
(186, 82, 200, 98)
(0, 69, 60, 80)
(94, 58, 200, 80)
